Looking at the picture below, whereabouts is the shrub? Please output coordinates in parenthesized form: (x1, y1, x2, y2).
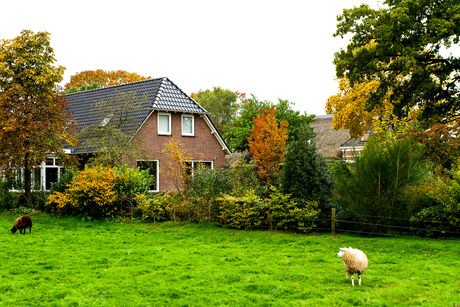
(187, 167, 231, 221)
(333, 134, 428, 233)
(227, 160, 261, 194)
(264, 186, 319, 233)
(136, 193, 167, 222)
(47, 165, 153, 219)
(0, 179, 20, 211)
(217, 189, 265, 230)
(217, 187, 320, 233)
(411, 166, 460, 237)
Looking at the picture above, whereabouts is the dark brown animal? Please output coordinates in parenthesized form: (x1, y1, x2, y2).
(11, 215, 33, 235)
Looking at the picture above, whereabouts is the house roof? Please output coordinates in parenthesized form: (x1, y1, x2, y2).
(340, 130, 374, 148)
(310, 114, 351, 159)
(65, 77, 230, 155)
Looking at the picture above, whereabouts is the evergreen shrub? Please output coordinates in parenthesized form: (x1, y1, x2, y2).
(333, 134, 428, 233)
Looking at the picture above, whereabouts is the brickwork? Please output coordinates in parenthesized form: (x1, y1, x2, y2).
(133, 111, 226, 191)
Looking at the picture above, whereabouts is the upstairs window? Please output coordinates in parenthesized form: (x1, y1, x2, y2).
(158, 113, 171, 135)
(182, 114, 194, 136)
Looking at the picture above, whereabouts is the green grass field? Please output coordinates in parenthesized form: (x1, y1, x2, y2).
(0, 213, 459, 306)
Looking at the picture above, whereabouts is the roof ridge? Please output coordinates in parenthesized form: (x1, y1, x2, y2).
(65, 77, 166, 96)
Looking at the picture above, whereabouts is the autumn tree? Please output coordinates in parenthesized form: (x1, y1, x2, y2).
(161, 137, 192, 196)
(404, 120, 460, 171)
(0, 30, 78, 203)
(64, 70, 151, 92)
(79, 91, 149, 167)
(247, 106, 288, 181)
(326, 77, 419, 138)
(334, 0, 460, 127)
(225, 95, 314, 151)
(191, 87, 239, 135)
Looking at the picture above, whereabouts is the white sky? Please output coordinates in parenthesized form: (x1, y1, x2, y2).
(1, 0, 381, 116)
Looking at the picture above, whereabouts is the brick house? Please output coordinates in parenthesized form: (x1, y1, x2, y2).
(64, 77, 231, 192)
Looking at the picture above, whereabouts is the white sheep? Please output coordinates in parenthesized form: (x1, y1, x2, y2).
(337, 247, 368, 286)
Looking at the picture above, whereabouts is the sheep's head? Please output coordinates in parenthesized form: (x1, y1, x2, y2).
(337, 247, 351, 258)
(11, 227, 17, 233)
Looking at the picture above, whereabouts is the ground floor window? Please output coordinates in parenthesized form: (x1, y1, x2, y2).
(8, 157, 64, 192)
(184, 161, 213, 178)
(136, 160, 159, 192)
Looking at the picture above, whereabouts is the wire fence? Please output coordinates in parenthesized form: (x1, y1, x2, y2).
(245, 209, 460, 240)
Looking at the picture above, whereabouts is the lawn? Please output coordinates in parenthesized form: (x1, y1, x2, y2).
(0, 213, 459, 306)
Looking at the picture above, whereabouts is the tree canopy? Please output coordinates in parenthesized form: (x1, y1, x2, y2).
(65, 70, 151, 91)
(191, 87, 240, 135)
(0, 30, 78, 201)
(334, 0, 460, 127)
(224, 95, 315, 152)
(247, 106, 288, 181)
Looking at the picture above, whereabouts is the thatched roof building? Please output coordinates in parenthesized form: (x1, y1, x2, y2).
(311, 115, 351, 160)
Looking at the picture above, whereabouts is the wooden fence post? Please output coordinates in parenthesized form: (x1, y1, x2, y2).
(332, 208, 336, 239)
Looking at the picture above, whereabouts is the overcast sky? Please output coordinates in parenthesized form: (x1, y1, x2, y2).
(1, 0, 381, 116)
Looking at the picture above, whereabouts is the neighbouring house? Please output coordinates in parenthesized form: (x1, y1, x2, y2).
(311, 114, 372, 161)
(63, 77, 231, 192)
(8, 77, 229, 193)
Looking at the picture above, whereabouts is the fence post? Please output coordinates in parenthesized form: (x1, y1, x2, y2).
(332, 208, 336, 239)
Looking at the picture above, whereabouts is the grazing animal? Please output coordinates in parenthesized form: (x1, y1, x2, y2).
(337, 247, 368, 286)
(11, 215, 33, 235)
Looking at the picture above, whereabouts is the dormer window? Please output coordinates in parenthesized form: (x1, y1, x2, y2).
(99, 114, 114, 127)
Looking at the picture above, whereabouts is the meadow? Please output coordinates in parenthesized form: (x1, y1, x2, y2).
(1, 213, 459, 307)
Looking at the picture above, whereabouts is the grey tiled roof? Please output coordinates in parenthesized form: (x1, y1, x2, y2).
(65, 77, 209, 154)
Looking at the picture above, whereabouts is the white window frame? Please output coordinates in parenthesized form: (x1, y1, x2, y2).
(185, 160, 214, 177)
(136, 160, 159, 192)
(158, 112, 171, 135)
(8, 157, 64, 192)
(181, 114, 195, 136)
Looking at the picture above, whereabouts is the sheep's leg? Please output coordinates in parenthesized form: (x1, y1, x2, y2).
(351, 274, 355, 286)
(358, 274, 362, 285)
(346, 272, 349, 279)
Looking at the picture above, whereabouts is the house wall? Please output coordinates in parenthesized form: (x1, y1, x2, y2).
(134, 111, 226, 192)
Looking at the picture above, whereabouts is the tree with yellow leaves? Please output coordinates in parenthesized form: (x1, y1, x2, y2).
(326, 77, 418, 139)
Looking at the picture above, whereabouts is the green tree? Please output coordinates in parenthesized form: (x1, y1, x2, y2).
(0, 30, 78, 204)
(79, 91, 149, 167)
(224, 95, 314, 152)
(191, 87, 238, 135)
(280, 125, 333, 212)
(65, 82, 101, 94)
(334, 0, 460, 127)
